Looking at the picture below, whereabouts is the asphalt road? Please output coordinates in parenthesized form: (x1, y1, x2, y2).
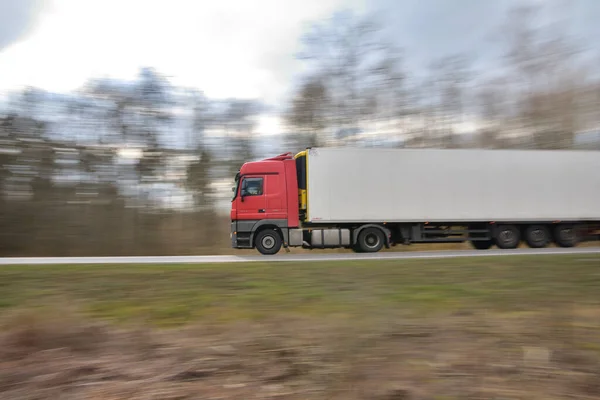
(0, 247, 599, 265)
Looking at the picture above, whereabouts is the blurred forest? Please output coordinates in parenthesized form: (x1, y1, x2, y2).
(1, 3, 599, 256)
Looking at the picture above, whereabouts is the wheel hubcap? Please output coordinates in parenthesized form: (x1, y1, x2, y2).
(560, 228, 573, 240)
(500, 230, 514, 243)
(531, 229, 545, 242)
(262, 236, 275, 249)
(365, 233, 380, 248)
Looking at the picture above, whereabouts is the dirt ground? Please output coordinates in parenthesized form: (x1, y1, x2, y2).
(1, 306, 600, 400)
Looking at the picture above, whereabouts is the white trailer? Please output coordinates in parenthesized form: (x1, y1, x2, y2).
(299, 147, 600, 251)
(306, 147, 600, 223)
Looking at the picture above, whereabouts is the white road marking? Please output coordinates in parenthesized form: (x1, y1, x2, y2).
(0, 247, 599, 265)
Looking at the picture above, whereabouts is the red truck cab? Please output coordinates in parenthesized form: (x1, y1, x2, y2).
(230, 152, 303, 254)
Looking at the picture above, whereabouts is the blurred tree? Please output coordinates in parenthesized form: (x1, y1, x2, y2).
(135, 135, 164, 182)
(477, 77, 508, 149)
(190, 89, 211, 149)
(294, 10, 401, 143)
(186, 149, 212, 208)
(428, 54, 472, 148)
(369, 47, 412, 147)
(220, 99, 260, 176)
(500, 3, 584, 149)
(286, 76, 328, 147)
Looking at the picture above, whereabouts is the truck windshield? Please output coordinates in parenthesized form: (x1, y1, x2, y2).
(231, 172, 240, 201)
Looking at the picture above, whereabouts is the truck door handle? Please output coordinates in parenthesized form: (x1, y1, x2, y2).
(258, 209, 265, 213)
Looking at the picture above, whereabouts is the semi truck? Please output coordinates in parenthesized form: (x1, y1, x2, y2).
(230, 147, 600, 255)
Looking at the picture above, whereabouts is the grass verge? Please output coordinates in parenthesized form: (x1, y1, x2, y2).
(1, 254, 599, 326)
(1, 255, 599, 399)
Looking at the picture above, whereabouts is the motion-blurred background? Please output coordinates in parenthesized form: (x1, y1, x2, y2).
(1, 0, 599, 256)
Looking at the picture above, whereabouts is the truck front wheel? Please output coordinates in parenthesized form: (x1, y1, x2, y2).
(255, 229, 282, 255)
(357, 227, 385, 253)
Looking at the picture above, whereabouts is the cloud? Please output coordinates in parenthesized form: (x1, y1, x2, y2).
(0, 0, 364, 103)
(0, 0, 50, 51)
(367, 0, 600, 74)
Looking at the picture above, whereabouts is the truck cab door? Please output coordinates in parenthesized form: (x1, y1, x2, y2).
(236, 175, 267, 220)
(265, 173, 287, 220)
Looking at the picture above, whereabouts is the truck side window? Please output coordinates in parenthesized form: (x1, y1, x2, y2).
(241, 177, 263, 196)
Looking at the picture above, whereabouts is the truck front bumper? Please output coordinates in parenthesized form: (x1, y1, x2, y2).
(230, 221, 253, 249)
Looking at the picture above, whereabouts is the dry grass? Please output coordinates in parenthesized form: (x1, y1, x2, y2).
(1, 307, 600, 399)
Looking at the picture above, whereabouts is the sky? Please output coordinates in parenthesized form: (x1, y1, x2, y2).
(0, 0, 366, 104)
(374, 0, 600, 76)
(1, 0, 599, 114)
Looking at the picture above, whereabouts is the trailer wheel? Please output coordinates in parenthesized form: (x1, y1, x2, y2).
(471, 240, 493, 250)
(357, 227, 385, 253)
(255, 229, 282, 255)
(525, 224, 550, 248)
(553, 224, 579, 248)
(494, 225, 520, 249)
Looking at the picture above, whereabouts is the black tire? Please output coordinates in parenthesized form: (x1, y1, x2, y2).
(525, 224, 551, 248)
(553, 224, 579, 248)
(471, 240, 494, 250)
(494, 224, 520, 249)
(357, 227, 385, 253)
(255, 229, 282, 255)
(351, 246, 363, 253)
